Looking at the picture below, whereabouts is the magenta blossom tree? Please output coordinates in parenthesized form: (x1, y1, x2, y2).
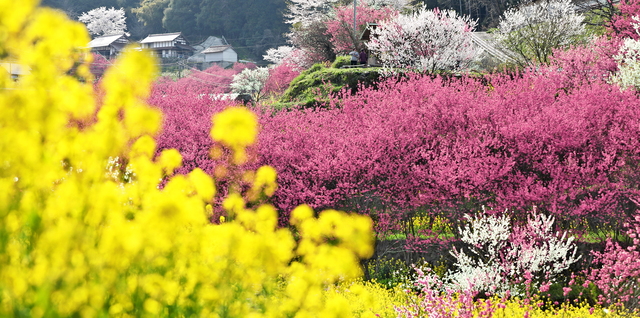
(607, 0, 640, 40)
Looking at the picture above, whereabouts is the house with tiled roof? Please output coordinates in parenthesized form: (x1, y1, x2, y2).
(139, 32, 195, 59)
(201, 45, 237, 66)
(87, 33, 130, 59)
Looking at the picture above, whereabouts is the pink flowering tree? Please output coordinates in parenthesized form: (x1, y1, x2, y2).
(588, 212, 640, 311)
(263, 63, 301, 96)
(546, 36, 621, 88)
(150, 56, 640, 237)
(607, 0, 640, 40)
(366, 6, 478, 72)
(89, 53, 110, 78)
(324, 2, 397, 54)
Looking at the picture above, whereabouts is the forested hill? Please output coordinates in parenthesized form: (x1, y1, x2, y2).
(41, 0, 289, 62)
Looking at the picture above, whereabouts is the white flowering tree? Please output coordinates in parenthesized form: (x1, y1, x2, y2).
(495, 0, 586, 66)
(447, 207, 580, 296)
(285, 0, 340, 26)
(230, 67, 270, 104)
(610, 16, 640, 90)
(366, 6, 478, 72)
(263, 46, 297, 65)
(78, 7, 127, 36)
(367, 0, 411, 10)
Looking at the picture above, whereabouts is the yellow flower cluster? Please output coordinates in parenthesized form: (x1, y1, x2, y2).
(0, 1, 374, 317)
(494, 298, 632, 318)
(329, 279, 411, 318)
(210, 106, 258, 163)
(342, 280, 634, 318)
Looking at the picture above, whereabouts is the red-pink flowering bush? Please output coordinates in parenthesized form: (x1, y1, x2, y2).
(547, 36, 621, 87)
(324, 2, 397, 54)
(149, 63, 640, 235)
(263, 63, 301, 96)
(588, 213, 640, 310)
(156, 62, 257, 97)
(258, 71, 640, 232)
(89, 53, 110, 78)
(607, 0, 640, 40)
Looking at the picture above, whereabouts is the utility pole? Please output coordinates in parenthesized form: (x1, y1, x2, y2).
(354, 0, 357, 48)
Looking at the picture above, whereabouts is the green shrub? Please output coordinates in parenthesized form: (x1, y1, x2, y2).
(332, 56, 351, 68)
(279, 65, 383, 109)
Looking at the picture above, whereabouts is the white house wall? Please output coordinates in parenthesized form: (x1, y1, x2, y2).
(222, 50, 237, 63)
(205, 52, 223, 62)
(204, 50, 237, 63)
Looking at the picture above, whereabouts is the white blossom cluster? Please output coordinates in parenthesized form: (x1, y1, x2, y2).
(610, 16, 640, 90)
(366, 0, 411, 10)
(78, 7, 127, 36)
(263, 46, 297, 65)
(446, 207, 580, 296)
(366, 6, 478, 73)
(230, 67, 271, 103)
(495, 0, 585, 65)
(284, 0, 340, 26)
(105, 156, 134, 186)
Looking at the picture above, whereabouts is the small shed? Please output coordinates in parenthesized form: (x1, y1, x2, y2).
(87, 34, 130, 59)
(201, 45, 238, 65)
(359, 23, 378, 42)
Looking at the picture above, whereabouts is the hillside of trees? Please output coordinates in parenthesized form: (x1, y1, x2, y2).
(41, 0, 289, 62)
(41, 0, 528, 62)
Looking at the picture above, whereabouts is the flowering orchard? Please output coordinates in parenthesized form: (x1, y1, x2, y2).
(151, 13, 640, 312)
(5, 0, 640, 317)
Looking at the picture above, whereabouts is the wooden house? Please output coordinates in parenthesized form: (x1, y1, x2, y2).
(87, 33, 130, 59)
(139, 32, 195, 58)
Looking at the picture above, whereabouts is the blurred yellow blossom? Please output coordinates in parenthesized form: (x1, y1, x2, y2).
(210, 106, 258, 163)
(0, 2, 375, 318)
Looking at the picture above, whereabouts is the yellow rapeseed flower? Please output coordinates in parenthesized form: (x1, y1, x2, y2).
(210, 106, 258, 163)
(0, 1, 376, 317)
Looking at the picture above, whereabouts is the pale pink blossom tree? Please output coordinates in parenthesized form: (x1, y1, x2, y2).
(366, 6, 478, 72)
(324, 2, 397, 54)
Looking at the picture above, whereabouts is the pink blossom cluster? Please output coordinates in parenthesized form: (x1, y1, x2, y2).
(89, 53, 110, 78)
(607, 0, 640, 40)
(548, 36, 621, 87)
(588, 214, 640, 310)
(149, 46, 640, 236)
(263, 62, 301, 96)
(258, 71, 640, 231)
